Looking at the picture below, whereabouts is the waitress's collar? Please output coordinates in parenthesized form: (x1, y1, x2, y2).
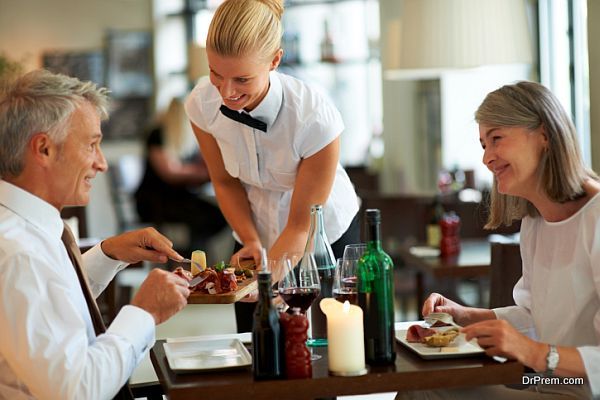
(246, 71, 282, 132)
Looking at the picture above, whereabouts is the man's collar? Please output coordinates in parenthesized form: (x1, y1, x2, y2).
(0, 180, 63, 239)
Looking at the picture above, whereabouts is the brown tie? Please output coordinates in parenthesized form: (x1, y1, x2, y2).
(61, 223, 134, 400)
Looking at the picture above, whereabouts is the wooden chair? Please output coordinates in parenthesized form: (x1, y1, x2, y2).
(489, 241, 522, 308)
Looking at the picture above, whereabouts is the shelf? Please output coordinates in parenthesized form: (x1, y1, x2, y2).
(282, 57, 379, 68)
(286, 0, 374, 7)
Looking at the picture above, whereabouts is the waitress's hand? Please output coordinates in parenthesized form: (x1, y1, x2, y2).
(230, 240, 263, 269)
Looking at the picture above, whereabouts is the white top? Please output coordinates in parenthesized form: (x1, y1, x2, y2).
(185, 71, 359, 249)
(494, 192, 600, 399)
(0, 180, 155, 400)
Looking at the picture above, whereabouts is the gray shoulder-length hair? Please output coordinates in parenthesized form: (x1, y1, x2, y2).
(475, 81, 597, 229)
(0, 69, 109, 179)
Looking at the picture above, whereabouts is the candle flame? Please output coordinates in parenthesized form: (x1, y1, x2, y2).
(343, 300, 350, 313)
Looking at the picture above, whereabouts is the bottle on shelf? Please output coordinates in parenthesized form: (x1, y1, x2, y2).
(252, 251, 284, 380)
(440, 211, 461, 257)
(320, 19, 337, 63)
(426, 195, 444, 248)
(357, 208, 396, 365)
(302, 204, 336, 345)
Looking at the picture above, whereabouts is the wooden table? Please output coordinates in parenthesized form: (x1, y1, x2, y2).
(398, 239, 491, 312)
(150, 324, 523, 400)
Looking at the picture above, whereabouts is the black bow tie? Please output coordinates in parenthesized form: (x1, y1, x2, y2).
(220, 105, 267, 132)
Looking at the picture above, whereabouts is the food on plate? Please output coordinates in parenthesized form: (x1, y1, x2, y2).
(406, 324, 437, 343)
(173, 253, 255, 295)
(191, 250, 207, 275)
(422, 328, 459, 347)
(406, 324, 460, 347)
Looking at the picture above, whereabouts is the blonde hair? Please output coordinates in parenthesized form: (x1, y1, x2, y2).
(162, 98, 197, 159)
(206, 0, 284, 62)
(475, 81, 597, 229)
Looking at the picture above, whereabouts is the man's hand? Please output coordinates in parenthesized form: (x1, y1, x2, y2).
(131, 269, 190, 324)
(100, 227, 184, 264)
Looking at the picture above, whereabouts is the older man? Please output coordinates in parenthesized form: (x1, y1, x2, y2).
(0, 70, 191, 399)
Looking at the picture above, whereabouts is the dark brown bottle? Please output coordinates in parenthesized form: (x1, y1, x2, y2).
(252, 271, 284, 380)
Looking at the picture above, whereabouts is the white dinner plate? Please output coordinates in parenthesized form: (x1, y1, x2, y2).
(164, 338, 252, 373)
(395, 326, 485, 360)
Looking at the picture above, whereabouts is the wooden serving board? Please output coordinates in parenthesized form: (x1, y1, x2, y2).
(187, 278, 257, 304)
(187, 259, 257, 304)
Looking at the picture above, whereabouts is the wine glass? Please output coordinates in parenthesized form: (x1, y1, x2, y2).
(343, 243, 367, 262)
(278, 254, 320, 314)
(278, 253, 322, 360)
(333, 258, 358, 305)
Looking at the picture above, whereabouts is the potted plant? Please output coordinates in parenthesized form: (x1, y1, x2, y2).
(0, 53, 23, 80)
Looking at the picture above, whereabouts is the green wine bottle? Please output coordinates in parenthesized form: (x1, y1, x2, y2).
(357, 208, 396, 365)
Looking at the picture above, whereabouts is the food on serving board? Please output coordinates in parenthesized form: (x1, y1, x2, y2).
(191, 250, 207, 275)
(406, 324, 460, 347)
(174, 253, 255, 295)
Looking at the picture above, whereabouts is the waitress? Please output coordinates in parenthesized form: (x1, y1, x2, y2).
(185, 0, 360, 332)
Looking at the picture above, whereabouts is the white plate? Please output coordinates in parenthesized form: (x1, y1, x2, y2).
(409, 246, 441, 258)
(164, 338, 252, 373)
(395, 326, 485, 360)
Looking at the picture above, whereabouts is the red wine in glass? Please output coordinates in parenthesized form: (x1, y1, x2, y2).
(279, 287, 320, 313)
(333, 288, 358, 305)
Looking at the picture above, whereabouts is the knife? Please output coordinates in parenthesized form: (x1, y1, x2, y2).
(188, 273, 209, 288)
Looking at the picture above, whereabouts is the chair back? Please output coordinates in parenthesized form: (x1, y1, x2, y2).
(108, 154, 146, 232)
(489, 241, 522, 308)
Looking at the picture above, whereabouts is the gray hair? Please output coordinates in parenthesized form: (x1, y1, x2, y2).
(475, 81, 597, 228)
(0, 69, 109, 178)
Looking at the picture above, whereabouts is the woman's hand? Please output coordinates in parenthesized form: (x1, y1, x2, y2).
(230, 240, 263, 269)
(461, 319, 547, 370)
(422, 292, 495, 326)
(422, 292, 470, 325)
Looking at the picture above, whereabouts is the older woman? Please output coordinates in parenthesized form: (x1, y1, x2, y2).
(400, 81, 599, 399)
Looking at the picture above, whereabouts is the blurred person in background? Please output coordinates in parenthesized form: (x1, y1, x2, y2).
(135, 97, 227, 254)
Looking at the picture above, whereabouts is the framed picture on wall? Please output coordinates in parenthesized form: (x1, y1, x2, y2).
(105, 30, 153, 98)
(101, 98, 150, 140)
(43, 50, 104, 85)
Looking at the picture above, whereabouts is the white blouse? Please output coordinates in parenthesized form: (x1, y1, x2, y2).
(494, 192, 600, 399)
(185, 71, 359, 249)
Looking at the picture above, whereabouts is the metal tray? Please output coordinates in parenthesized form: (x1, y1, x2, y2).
(163, 338, 252, 373)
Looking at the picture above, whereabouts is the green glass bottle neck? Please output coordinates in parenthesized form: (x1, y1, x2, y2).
(365, 221, 382, 251)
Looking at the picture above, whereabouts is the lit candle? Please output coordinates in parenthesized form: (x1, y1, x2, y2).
(320, 298, 367, 376)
